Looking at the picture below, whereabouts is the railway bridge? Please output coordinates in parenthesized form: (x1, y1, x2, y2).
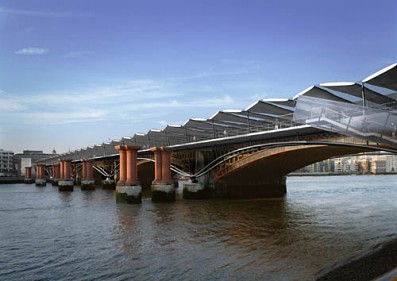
(33, 63, 397, 203)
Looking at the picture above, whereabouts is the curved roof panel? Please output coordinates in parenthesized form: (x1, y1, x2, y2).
(363, 63, 397, 91)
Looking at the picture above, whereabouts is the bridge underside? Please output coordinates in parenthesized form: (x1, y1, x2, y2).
(214, 145, 372, 198)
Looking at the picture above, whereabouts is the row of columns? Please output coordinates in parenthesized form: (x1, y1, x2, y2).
(82, 160, 94, 180)
(58, 159, 74, 191)
(59, 160, 72, 180)
(35, 164, 46, 179)
(151, 147, 173, 184)
(81, 160, 95, 190)
(35, 164, 46, 186)
(115, 146, 175, 203)
(26, 145, 192, 203)
(115, 145, 140, 186)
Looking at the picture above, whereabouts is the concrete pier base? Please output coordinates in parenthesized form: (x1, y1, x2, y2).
(116, 184, 142, 204)
(52, 179, 59, 186)
(58, 180, 74, 191)
(151, 183, 175, 202)
(35, 178, 46, 186)
(24, 178, 34, 184)
(183, 183, 210, 200)
(102, 179, 116, 190)
(81, 179, 95, 190)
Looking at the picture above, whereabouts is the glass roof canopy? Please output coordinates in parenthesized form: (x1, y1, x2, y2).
(42, 63, 397, 162)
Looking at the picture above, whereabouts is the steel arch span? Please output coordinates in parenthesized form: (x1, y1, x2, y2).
(206, 141, 396, 198)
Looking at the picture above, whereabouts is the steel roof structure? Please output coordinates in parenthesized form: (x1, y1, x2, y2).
(40, 63, 397, 163)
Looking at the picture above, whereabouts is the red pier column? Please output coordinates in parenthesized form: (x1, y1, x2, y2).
(53, 164, 60, 179)
(161, 147, 173, 184)
(36, 164, 45, 179)
(64, 160, 72, 180)
(58, 159, 74, 191)
(82, 160, 87, 180)
(151, 147, 163, 184)
(24, 166, 34, 184)
(150, 147, 175, 202)
(25, 167, 32, 178)
(115, 145, 142, 204)
(81, 160, 95, 190)
(35, 165, 40, 179)
(115, 146, 127, 185)
(59, 160, 64, 180)
(86, 161, 94, 180)
(125, 146, 141, 185)
(35, 164, 47, 186)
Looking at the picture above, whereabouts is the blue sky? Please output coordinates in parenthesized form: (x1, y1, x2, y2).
(1, 0, 396, 153)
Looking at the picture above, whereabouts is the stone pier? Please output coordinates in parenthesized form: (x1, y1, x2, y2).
(58, 159, 74, 191)
(35, 164, 46, 186)
(183, 182, 210, 200)
(115, 145, 142, 204)
(102, 178, 116, 189)
(24, 166, 34, 184)
(151, 147, 175, 202)
(81, 160, 95, 190)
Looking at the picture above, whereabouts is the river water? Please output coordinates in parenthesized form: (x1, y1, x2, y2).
(0, 175, 396, 281)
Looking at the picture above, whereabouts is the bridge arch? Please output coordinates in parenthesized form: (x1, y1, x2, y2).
(212, 142, 394, 198)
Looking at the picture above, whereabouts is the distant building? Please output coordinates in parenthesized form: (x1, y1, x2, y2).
(0, 149, 16, 177)
(291, 153, 397, 176)
(370, 155, 387, 174)
(386, 155, 397, 173)
(14, 150, 57, 176)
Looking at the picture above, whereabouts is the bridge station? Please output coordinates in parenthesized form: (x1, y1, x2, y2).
(29, 63, 397, 203)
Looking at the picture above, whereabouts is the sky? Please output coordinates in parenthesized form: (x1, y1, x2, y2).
(0, 0, 396, 154)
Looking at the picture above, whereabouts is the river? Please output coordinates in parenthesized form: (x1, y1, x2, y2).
(0, 175, 396, 280)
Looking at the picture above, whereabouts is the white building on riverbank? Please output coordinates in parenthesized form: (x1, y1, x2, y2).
(0, 149, 15, 177)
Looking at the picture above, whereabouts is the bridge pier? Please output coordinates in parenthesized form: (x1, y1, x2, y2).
(58, 160, 74, 191)
(24, 166, 34, 184)
(81, 160, 95, 190)
(151, 147, 175, 202)
(183, 182, 210, 199)
(102, 178, 116, 189)
(115, 145, 142, 204)
(51, 164, 60, 186)
(35, 164, 46, 186)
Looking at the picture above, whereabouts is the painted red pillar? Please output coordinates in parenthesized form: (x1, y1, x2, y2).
(161, 147, 172, 183)
(35, 165, 40, 179)
(151, 147, 162, 183)
(36, 164, 45, 179)
(115, 145, 142, 204)
(53, 164, 60, 179)
(82, 160, 87, 180)
(150, 147, 175, 202)
(125, 146, 140, 185)
(25, 167, 32, 178)
(115, 146, 127, 185)
(61, 160, 67, 180)
(86, 161, 93, 180)
(59, 161, 63, 180)
(64, 160, 71, 180)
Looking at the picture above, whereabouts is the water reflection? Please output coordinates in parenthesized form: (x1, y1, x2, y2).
(1, 176, 395, 281)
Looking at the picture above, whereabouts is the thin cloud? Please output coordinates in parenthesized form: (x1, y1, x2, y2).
(64, 51, 88, 58)
(0, 6, 92, 18)
(0, 75, 258, 133)
(15, 47, 49, 55)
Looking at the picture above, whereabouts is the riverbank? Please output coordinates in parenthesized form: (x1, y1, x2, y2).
(316, 238, 397, 281)
(0, 177, 25, 184)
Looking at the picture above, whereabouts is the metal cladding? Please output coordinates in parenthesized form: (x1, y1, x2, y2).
(38, 63, 397, 163)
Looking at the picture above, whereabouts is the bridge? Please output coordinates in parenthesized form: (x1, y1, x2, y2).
(30, 63, 397, 203)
